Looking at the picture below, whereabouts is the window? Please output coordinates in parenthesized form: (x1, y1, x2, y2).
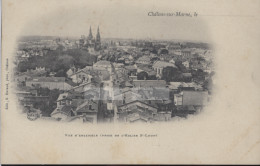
(89, 105, 92, 110)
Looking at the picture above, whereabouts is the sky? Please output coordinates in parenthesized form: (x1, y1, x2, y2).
(21, 0, 211, 42)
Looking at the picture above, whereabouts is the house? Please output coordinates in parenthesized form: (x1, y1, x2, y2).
(113, 89, 143, 106)
(133, 80, 167, 88)
(74, 100, 99, 123)
(116, 100, 172, 122)
(25, 77, 76, 90)
(168, 82, 183, 92)
(51, 105, 74, 121)
(136, 56, 151, 65)
(136, 64, 156, 76)
(50, 92, 84, 121)
(15, 68, 47, 83)
(69, 70, 93, 84)
(51, 92, 75, 121)
(69, 82, 93, 93)
(152, 61, 177, 77)
(117, 100, 158, 123)
(125, 65, 137, 76)
(174, 91, 208, 106)
(167, 44, 181, 55)
(35, 66, 46, 71)
(66, 66, 77, 77)
(83, 88, 101, 100)
(169, 59, 175, 64)
(182, 61, 190, 68)
(169, 82, 203, 92)
(15, 73, 32, 83)
(97, 70, 110, 81)
(181, 49, 191, 57)
(93, 60, 112, 71)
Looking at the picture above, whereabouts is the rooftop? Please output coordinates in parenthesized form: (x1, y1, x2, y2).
(133, 80, 167, 88)
(51, 105, 72, 116)
(153, 61, 177, 68)
(28, 77, 66, 82)
(94, 60, 111, 66)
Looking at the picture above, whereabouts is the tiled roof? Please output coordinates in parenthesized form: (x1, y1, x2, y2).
(51, 105, 72, 116)
(125, 65, 137, 70)
(17, 70, 47, 77)
(118, 100, 158, 109)
(169, 82, 202, 90)
(94, 60, 111, 66)
(137, 56, 150, 62)
(56, 93, 69, 101)
(70, 69, 89, 76)
(182, 73, 192, 77)
(133, 80, 167, 88)
(153, 61, 177, 68)
(27, 77, 66, 82)
(71, 99, 85, 108)
(75, 100, 98, 112)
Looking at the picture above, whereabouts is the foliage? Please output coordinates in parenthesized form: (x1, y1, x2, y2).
(160, 49, 169, 55)
(17, 48, 97, 73)
(137, 71, 148, 80)
(175, 60, 188, 72)
(147, 75, 157, 80)
(162, 66, 183, 82)
(33, 88, 61, 117)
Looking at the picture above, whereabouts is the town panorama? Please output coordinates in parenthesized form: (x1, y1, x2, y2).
(14, 26, 214, 123)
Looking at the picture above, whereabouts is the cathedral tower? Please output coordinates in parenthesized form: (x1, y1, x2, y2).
(88, 26, 93, 40)
(95, 26, 101, 51)
(96, 26, 101, 43)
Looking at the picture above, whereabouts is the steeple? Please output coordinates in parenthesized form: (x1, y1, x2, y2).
(88, 26, 93, 40)
(96, 26, 101, 42)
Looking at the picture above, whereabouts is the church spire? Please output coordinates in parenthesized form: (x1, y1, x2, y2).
(88, 26, 93, 40)
(96, 26, 101, 42)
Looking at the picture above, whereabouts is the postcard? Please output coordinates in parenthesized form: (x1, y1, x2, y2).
(1, 0, 260, 164)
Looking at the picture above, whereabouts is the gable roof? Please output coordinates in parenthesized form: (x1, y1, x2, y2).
(69, 69, 90, 77)
(133, 80, 167, 88)
(118, 100, 158, 109)
(51, 105, 73, 116)
(94, 60, 111, 66)
(27, 77, 66, 82)
(153, 61, 177, 68)
(137, 56, 150, 62)
(75, 100, 98, 112)
(56, 92, 83, 101)
(182, 73, 192, 77)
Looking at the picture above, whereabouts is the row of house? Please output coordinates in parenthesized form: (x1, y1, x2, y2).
(16, 45, 212, 123)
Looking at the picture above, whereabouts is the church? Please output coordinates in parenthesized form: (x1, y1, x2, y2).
(78, 26, 101, 52)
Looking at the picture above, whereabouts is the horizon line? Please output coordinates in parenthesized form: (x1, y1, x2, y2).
(18, 35, 211, 44)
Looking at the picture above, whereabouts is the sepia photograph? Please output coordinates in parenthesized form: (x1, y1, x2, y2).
(14, 21, 214, 124)
(1, 0, 260, 164)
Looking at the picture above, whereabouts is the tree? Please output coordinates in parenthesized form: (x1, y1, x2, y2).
(175, 60, 187, 72)
(160, 49, 168, 55)
(147, 75, 157, 80)
(162, 66, 182, 82)
(37, 87, 50, 96)
(16, 48, 97, 73)
(137, 71, 148, 80)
